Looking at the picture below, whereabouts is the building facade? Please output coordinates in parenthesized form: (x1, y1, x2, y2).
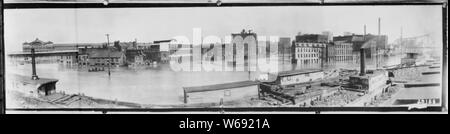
(333, 41, 353, 61)
(125, 49, 146, 66)
(294, 42, 326, 64)
(292, 33, 330, 64)
(278, 37, 292, 65)
(333, 34, 388, 58)
(275, 69, 324, 86)
(58, 55, 77, 65)
(22, 38, 54, 52)
(88, 49, 125, 71)
(160, 51, 170, 63)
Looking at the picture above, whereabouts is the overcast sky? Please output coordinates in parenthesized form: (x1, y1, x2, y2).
(4, 5, 443, 52)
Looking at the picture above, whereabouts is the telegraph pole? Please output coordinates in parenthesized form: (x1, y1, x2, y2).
(106, 34, 111, 77)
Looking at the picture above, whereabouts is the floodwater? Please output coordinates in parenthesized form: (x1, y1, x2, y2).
(5, 55, 411, 105)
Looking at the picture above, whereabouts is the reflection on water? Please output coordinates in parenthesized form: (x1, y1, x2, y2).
(6, 55, 403, 105)
(7, 63, 251, 105)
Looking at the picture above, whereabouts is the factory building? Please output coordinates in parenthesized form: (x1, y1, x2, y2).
(348, 71, 389, 94)
(346, 48, 390, 97)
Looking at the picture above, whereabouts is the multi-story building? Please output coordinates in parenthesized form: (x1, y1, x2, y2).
(169, 43, 193, 64)
(292, 34, 328, 64)
(143, 45, 161, 63)
(17, 38, 75, 65)
(88, 49, 125, 71)
(160, 51, 170, 63)
(278, 37, 292, 65)
(333, 34, 387, 58)
(125, 49, 145, 66)
(294, 42, 326, 64)
(23, 38, 111, 53)
(58, 54, 77, 65)
(142, 40, 172, 64)
(77, 47, 90, 67)
(22, 38, 54, 52)
(322, 31, 333, 42)
(333, 41, 353, 61)
(326, 43, 335, 62)
(295, 34, 329, 43)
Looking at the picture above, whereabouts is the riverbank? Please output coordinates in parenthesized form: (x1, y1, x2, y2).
(6, 90, 142, 108)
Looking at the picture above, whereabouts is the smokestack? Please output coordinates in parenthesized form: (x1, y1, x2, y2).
(360, 48, 366, 76)
(363, 25, 366, 41)
(31, 48, 39, 80)
(377, 18, 381, 69)
(378, 18, 381, 37)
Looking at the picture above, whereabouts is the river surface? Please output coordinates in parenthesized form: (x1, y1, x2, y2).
(5, 55, 405, 105)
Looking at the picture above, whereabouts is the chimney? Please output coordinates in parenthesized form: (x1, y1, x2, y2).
(31, 48, 39, 80)
(360, 48, 366, 76)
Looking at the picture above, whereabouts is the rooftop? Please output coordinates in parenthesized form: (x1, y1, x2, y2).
(23, 38, 53, 46)
(89, 49, 123, 58)
(183, 80, 259, 93)
(10, 74, 58, 86)
(277, 69, 323, 77)
(154, 40, 172, 43)
(350, 70, 387, 79)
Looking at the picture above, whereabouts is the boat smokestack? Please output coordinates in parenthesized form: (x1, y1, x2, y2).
(360, 48, 366, 76)
(31, 48, 39, 80)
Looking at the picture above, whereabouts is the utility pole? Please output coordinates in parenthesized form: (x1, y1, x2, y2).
(377, 17, 380, 69)
(106, 34, 111, 77)
(400, 27, 403, 55)
(321, 44, 325, 69)
(363, 24, 366, 64)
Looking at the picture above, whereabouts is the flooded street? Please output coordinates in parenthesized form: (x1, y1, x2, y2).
(6, 63, 252, 105)
(4, 55, 419, 105)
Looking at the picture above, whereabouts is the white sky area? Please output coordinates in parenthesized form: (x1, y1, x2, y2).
(4, 6, 443, 52)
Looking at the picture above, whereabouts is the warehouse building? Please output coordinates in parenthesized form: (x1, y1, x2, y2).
(183, 80, 260, 104)
(264, 69, 324, 86)
(9, 74, 58, 97)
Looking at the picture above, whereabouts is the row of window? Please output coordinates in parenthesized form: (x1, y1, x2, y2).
(93, 63, 117, 66)
(297, 59, 321, 63)
(296, 53, 321, 58)
(296, 47, 322, 53)
(95, 58, 119, 63)
(60, 56, 73, 60)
